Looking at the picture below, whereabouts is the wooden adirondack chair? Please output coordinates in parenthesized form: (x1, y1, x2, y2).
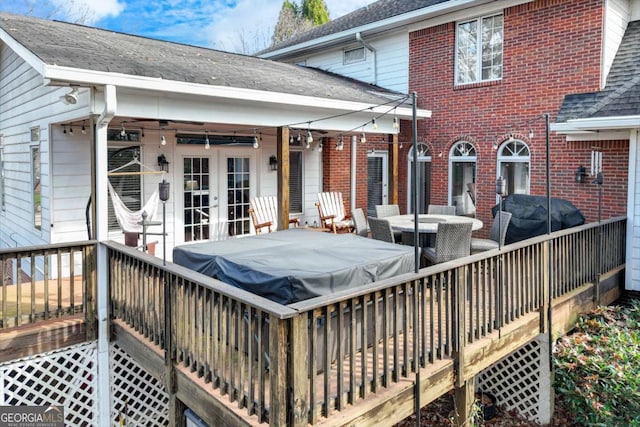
(249, 196, 299, 234)
(315, 192, 354, 233)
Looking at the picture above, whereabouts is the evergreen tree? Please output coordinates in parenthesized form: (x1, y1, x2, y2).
(301, 0, 330, 26)
(271, 0, 330, 47)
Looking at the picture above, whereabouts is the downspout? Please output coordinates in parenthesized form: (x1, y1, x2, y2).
(356, 32, 377, 85)
(96, 84, 116, 427)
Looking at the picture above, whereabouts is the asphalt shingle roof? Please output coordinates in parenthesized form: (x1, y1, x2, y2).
(261, 0, 449, 54)
(0, 12, 405, 105)
(556, 20, 640, 122)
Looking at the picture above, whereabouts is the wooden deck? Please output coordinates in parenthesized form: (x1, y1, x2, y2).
(0, 218, 626, 426)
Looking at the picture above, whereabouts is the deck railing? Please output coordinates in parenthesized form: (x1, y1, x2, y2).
(106, 217, 625, 426)
(0, 241, 96, 331)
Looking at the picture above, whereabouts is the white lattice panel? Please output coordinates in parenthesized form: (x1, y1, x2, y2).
(0, 341, 98, 426)
(476, 339, 541, 422)
(110, 343, 169, 426)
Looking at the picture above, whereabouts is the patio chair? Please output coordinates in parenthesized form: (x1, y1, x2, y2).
(315, 192, 354, 233)
(368, 217, 395, 243)
(471, 211, 512, 253)
(352, 208, 369, 237)
(375, 204, 400, 218)
(249, 196, 299, 234)
(427, 204, 457, 215)
(423, 222, 472, 265)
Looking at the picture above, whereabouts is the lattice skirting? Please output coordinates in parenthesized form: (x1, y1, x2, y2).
(110, 343, 169, 426)
(0, 341, 98, 426)
(476, 339, 543, 423)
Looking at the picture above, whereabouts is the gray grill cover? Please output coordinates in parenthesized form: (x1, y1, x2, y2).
(173, 229, 415, 305)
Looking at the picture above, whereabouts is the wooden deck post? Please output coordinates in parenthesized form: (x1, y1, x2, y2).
(291, 314, 309, 426)
(270, 317, 288, 426)
(388, 133, 399, 205)
(84, 244, 97, 341)
(454, 378, 475, 426)
(276, 127, 291, 231)
(453, 265, 474, 426)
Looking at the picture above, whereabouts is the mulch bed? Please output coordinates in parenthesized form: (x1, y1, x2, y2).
(395, 391, 578, 426)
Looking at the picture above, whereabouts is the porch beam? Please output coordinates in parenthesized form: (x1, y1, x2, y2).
(277, 127, 291, 231)
(388, 133, 399, 205)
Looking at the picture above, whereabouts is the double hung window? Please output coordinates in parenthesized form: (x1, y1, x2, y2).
(456, 14, 503, 85)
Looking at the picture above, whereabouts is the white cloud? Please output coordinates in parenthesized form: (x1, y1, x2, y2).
(52, 0, 125, 24)
(206, 0, 377, 53)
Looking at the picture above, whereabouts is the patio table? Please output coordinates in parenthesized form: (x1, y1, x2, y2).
(385, 214, 483, 247)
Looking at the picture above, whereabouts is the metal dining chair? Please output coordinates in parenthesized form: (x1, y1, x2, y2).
(423, 222, 472, 264)
(471, 211, 512, 253)
(367, 217, 396, 243)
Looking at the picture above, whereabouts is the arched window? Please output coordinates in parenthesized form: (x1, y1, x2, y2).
(448, 141, 476, 216)
(497, 140, 530, 196)
(408, 143, 431, 214)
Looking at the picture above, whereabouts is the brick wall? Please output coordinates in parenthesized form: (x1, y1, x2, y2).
(403, 0, 627, 231)
(317, 0, 627, 229)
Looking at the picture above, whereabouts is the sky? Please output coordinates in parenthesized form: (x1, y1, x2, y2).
(1, 0, 378, 53)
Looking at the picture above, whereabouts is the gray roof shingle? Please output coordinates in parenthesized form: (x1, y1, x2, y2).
(261, 0, 449, 54)
(556, 20, 640, 122)
(0, 12, 405, 104)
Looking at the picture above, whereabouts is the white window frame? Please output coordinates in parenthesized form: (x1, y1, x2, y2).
(407, 143, 432, 214)
(455, 13, 503, 85)
(343, 46, 366, 64)
(448, 141, 476, 215)
(497, 139, 530, 200)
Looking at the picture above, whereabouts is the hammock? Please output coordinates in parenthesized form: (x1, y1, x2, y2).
(107, 157, 162, 234)
(107, 181, 160, 234)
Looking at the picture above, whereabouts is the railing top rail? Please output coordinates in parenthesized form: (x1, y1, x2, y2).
(0, 240, 98, 256)
(290, 216, 627, 312)
(103, 241, 299, 319)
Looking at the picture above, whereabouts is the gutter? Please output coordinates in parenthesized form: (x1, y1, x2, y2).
(356, 32, 377, 85)
(551, 115, 640, 133)
(259, 0, 494, 59)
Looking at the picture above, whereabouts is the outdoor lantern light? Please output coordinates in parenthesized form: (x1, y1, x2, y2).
(269, 155, 278, 171)
(574, 165, 587, 183)
(157, 153, 169, 173)
(496, 176, 506, 197)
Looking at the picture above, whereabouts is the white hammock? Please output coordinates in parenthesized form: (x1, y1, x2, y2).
(107, 181, 160, 234)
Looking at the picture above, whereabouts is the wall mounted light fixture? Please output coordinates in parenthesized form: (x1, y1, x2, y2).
(157, 154, 170, 173)
(269, 155, 278, 171)
(574, 165, 586, 183)
(60, 87, 79, 105)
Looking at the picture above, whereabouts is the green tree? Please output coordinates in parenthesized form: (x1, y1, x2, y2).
(271, 0, 330, 47)
(301, 0, 330, 26)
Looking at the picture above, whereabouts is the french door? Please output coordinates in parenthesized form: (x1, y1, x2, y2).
(367, 151, 388, 217)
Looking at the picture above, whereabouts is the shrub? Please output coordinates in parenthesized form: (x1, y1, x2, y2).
(553, 301, 640, 426)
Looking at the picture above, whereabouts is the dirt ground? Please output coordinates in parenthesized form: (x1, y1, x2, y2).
(395, 391, 577, 426)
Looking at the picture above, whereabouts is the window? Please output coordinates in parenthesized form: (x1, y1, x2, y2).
(456, 14, 503, 85)
(289, 151, 303, 213)
(0, 138, 4, 212)
(32, 146, 41, 230)
(408, 143, 432, 214)
(449, 142, 476, 216)
(497, 140, 530, 196)
(107, 146, 141, 231)
(344, 46, 365, 64)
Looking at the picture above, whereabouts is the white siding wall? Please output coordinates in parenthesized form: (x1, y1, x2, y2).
(0, 44, 89, 249)
(298, 31, 409, 93)
(603, 0, 631, 87)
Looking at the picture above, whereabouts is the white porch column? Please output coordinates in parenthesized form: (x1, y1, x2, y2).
(626, 129, 639, 291)
(96, 84, 116, 427)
